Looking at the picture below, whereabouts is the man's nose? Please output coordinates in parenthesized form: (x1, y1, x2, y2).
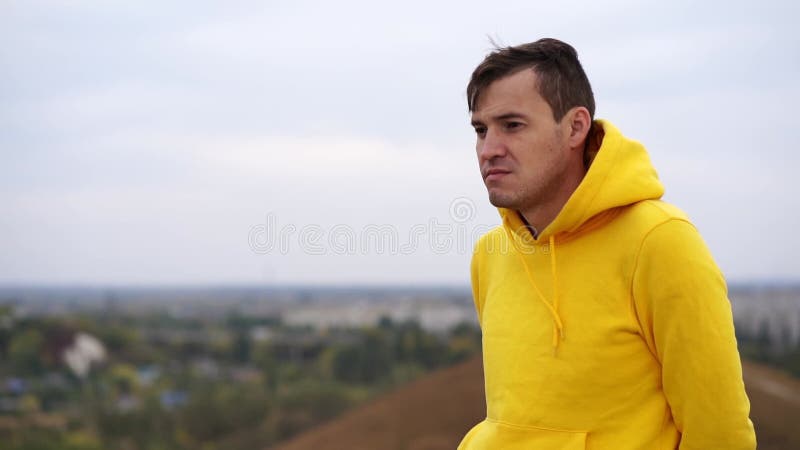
(478, 129, 506, 161)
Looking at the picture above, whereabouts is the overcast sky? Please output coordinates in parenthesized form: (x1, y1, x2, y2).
(1, 0, 798, 286)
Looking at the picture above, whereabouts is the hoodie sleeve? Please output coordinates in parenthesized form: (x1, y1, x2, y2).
(632, 218, 756, 450)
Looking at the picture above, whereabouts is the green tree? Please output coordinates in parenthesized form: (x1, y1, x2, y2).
(331, 329, 392, 384)
(8, 328, 44, 374)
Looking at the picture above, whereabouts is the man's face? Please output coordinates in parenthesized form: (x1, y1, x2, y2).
(470, 69, 572, 214)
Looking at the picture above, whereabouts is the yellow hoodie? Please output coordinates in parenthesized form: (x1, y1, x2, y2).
(459, 120, 756, 450)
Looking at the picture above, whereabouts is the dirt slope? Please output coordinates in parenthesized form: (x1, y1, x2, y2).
(272, 357, 800, 450)
(743, 360, 800, 449)
(271, 357, 485, 450)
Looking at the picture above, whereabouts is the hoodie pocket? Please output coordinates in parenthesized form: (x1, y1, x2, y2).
(458, 418, 587, 450)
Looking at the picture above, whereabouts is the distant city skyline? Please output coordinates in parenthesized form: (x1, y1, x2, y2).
(2, 1, 798, 285)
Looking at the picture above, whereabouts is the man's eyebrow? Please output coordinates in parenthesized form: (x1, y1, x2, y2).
(495, 112, 528, 121)
(471, 112, 528, 127)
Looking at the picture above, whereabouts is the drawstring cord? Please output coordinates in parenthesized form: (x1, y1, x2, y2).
(549, 235, 565, 349)
(504, 226, 565, 354)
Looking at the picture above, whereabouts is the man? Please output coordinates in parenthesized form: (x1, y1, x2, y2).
(459, 38, 756, 449)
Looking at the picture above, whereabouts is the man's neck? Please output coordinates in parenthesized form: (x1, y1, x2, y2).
(517, 213, 539, 239)
(520, 131, 600, 235)
(519, 165, 587, 237)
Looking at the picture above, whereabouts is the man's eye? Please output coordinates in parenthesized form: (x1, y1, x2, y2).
(474, 127, 486, 136)
(506, 122, 523, 130)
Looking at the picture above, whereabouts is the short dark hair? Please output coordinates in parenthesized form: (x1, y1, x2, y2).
(466, 38, 595, 122)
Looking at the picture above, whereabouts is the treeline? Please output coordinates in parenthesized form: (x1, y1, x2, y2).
(0, 306, 481, 450)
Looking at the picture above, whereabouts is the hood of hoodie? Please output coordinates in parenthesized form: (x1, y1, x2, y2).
(499, 119, 664, 241)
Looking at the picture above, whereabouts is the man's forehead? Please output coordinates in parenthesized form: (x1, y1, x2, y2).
(472, 70, 540, 119)
(471, 94, 533, 123)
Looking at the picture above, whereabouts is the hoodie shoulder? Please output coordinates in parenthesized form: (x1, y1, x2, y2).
(634, 199, 691, 223)
(615, 199, 696, 244)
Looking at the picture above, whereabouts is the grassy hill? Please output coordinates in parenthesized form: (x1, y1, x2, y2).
(271, 357, 800, 450)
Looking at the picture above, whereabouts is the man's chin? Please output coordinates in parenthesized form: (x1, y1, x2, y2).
(487, 191, 519, 209)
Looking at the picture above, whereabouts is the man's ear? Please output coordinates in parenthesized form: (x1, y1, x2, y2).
(566, 106, 592, 150)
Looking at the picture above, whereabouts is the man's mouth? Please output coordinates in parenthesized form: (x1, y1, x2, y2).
(484, 168, 511, 182)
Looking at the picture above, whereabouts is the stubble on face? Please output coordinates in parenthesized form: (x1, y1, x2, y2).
(485, 126, 567, 212)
